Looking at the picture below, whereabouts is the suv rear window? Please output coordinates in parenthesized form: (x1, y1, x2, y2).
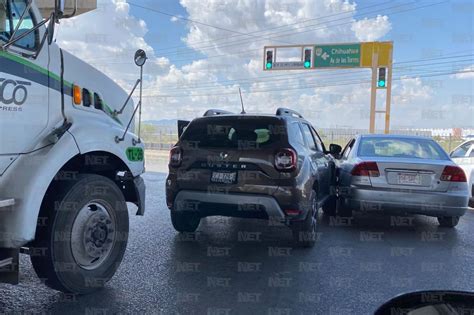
(358, 137, 449, 160)
(181, 117, 284, 149)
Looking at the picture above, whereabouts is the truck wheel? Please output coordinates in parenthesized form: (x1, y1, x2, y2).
(171, 211, 201, 232)
(322, 196, 337, 216)
(291, 191, 318, 248)
(437, 216, 460, 228)
(30, 174, 129, 294)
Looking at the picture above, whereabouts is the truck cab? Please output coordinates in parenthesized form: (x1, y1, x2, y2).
(0, 0, 146, 293)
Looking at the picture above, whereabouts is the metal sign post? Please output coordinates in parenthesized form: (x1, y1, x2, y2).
(263, 41, 393, 133)
(369, 51, 378, 134)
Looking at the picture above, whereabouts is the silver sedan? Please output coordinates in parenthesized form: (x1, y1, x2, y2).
(450, 139, 474, 207)
(335, 135, 469, 227)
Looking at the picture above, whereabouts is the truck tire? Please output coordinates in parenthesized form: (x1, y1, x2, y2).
(291, 191, 318, 248)
(170, 211, 201, 232)
(30, 174, 129, 294)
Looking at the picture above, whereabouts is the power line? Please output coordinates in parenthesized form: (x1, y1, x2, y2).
(144, 1, 397, 53)
(93, 1, 431, 64)
(148, 64, 474, 95)
(143, 69, 474, 98)
(127, 2, 295, 46)
(125, 1, 418, 61)
(141, 54, 474, 92)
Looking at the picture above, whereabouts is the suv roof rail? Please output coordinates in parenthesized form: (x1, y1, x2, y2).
(276, 107, 304, 119)
(203, 109, 234, 116)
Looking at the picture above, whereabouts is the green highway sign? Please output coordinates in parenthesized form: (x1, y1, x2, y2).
(314, 44, 361, 68)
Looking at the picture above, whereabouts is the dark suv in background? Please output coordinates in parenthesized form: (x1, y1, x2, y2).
(166, 108, 340, 247)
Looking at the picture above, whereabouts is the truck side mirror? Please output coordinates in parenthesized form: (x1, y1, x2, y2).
(134, 49, 147, 67)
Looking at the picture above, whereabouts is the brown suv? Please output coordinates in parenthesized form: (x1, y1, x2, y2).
(165, 108, 340, 247)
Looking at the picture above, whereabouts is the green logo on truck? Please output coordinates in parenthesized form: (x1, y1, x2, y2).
(126, 147, 144, 162)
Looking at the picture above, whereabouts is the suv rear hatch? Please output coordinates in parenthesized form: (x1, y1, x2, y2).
(175, 115, 286, 195)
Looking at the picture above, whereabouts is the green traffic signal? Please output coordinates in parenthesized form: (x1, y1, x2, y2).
(266, 62, 272, 69)
(378, 80, 386, 87)
(304, 61, 311, 68)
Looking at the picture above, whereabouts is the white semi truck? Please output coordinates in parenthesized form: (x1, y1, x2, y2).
(0, 0, 146, 293)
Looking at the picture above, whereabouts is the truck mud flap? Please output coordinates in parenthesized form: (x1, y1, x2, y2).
(0, 248, 19, 285)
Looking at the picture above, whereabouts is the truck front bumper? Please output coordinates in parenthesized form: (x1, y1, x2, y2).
(134, 176, 146, 216)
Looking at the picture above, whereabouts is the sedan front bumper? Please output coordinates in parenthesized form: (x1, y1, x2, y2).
(343, 186, 469, 217)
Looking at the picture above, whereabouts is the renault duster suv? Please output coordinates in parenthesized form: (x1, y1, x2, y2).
(165, 108, 339, 247)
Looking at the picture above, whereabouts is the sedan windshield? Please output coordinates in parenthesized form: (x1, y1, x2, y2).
(358, 137, 449, 160)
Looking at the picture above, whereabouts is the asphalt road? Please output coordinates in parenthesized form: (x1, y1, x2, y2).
(1, 161, 474, 314)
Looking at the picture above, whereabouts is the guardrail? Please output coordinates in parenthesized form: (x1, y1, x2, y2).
(141, 128, 465, 153)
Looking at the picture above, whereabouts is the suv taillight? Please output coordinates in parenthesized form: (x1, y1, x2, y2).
(351, 161, 380, 177)
(440, 165, 466, 182)
(169, 146, 182, 167)
(275, 148, 297, 171)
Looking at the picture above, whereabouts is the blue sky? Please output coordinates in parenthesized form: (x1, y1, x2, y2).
(129, 0, 473, 64)
(126, 0, 473, 127)
(60, 0, 473, 128)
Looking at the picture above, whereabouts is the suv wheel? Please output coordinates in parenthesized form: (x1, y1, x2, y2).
(171, 211, 201, 232)
(437, 216, 460, 228)
(291, 191, 318, 248)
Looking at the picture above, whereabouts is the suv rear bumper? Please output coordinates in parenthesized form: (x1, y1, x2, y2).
(173, 190, 286, 220)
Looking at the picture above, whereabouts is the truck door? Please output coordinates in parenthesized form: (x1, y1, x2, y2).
(0, 0, 49, 159)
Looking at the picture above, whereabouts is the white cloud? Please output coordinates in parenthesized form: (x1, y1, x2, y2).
(351, 15, 391, 42)
(393, 76, 433, 105)
(54, 0, 473, 129)
(451, 65, 474, 79)
(56, 0, 170, 88)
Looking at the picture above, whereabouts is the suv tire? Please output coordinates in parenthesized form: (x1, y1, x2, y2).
(291, 191, 318, 248)
(171, 211, 201, 232)
(437, 216, 460, 228)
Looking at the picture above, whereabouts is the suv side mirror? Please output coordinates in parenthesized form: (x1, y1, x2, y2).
(329, 144, 342, 156)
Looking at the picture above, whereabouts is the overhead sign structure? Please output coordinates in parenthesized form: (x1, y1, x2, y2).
(313, 44, 361, 68)
(263, 41, 394, 134)
(273, 61, 305, 69)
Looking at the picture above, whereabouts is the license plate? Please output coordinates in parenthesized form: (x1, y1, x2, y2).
(210, 171, 237, 184)
(398, 173, 421, 185)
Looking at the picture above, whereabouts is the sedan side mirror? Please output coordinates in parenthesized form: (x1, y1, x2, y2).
(329, 144, 342, 156)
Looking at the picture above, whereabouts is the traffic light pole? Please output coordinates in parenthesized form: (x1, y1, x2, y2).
(369, 52, 379, 134)
(384, 50, 394, 134)
(263, 42, 393, 133)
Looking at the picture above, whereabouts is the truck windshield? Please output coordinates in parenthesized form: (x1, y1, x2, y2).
(0, 0, 7, 42)
(0, 0, 37, 50)
(181, 117, 284, 149)
(358, 137, 449, 160)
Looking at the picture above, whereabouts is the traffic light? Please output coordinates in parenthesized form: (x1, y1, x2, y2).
(304, 49, 311, 69)
(266, 51, 273, 69)
(377, 67, 387, 88)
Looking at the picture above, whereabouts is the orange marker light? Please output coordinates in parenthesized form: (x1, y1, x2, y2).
(73, 85, 82, 105)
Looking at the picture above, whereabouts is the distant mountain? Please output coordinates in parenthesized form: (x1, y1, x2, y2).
(143, 119, 177, 127)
